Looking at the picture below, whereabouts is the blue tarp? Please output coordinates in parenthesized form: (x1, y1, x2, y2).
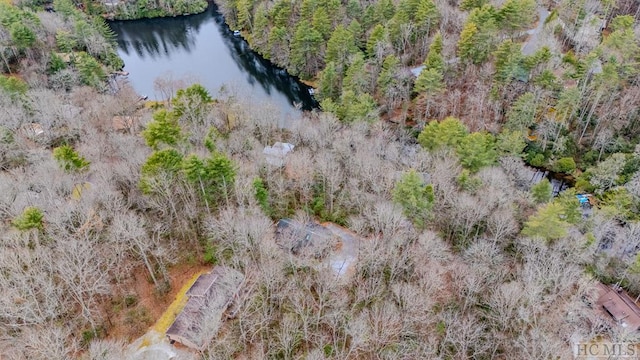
(576, 194, 590, 204)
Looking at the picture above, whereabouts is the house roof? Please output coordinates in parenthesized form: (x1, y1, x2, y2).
(166, 266, 244, 350)
(275, 219, 361, 276)
(596, 283, 640, 331)
(410, 65, 425, 77)
(263, 142, 295, 167)
(187, 272, 219, 298)
(275, 218, 335, 255)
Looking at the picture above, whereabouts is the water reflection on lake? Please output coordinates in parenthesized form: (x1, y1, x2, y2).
(109, 5, 317, 116)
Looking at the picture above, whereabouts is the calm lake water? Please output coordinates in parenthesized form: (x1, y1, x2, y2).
(109, 5, 317, 115)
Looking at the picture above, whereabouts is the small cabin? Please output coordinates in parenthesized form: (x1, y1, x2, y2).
(166, 266, 244, 351)
(275, 219, 361, 276)
(275, 218, 337, 257)
(596, 283, 640, 331)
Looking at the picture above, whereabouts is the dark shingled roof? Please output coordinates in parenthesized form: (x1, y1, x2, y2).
(275, 218, 336, 256)
(166, 266, 244, 350)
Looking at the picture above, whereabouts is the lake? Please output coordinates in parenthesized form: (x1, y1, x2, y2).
(109, 5, 317, 116)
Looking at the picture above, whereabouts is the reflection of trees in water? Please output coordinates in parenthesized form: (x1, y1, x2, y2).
(109, 9, 211, 60)
(211, 10, 317, 110)
(109, 5, 317, 110)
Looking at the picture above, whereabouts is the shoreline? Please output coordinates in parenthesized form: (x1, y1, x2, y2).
(103, 0, 208, 21)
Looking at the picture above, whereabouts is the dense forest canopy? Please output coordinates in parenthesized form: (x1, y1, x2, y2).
(0, 0, 640, 358)
(218, 0, 640, 167)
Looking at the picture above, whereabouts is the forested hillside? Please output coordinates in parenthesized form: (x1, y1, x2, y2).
(217, 0, 639, 167)
(1, 0, 640, 359)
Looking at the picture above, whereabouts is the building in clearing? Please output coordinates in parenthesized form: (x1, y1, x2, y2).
(263, 142, 294, 167)
(596, 283, 640, 331)
(166, 266, 244, 351)
(275, 219, 361, 276)
(276, 218, 337, 257)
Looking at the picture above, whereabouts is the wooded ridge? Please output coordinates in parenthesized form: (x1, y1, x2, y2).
(0, 0, 640, 358)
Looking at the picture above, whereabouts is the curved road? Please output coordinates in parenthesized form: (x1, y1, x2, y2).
(522, 7, 551, 56)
